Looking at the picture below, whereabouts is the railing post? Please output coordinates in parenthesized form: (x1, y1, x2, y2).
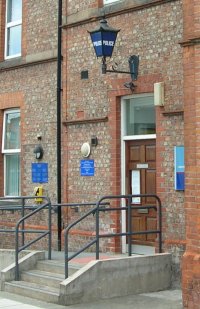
(127, 196, 132, 256)
(158, 197, 162, 253)
(64, 229, 69, 278)
(15, 223, 19, 281)
(48, 198, 52, 260)
(96, 200, 100, 260)
(21, 197, 25, 246)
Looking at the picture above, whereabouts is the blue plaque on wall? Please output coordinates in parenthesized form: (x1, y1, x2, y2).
(80, 160, 95, 176)
(174, 146, 185, 190)
(32, 163, 48, 183)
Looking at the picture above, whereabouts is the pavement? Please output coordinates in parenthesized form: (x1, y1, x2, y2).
(0, 289, 183, 309)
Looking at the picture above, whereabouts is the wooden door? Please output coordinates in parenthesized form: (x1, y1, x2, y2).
(126, 139, 157, 246)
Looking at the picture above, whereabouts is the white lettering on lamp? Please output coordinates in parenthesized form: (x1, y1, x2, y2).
(93, 40, 114, 47)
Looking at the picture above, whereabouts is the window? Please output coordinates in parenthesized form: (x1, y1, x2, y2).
(124, 95, 155, 136)
(104, 0, 120, 4)
(5, 0, 22, 59)
(2, 110, 21, 196)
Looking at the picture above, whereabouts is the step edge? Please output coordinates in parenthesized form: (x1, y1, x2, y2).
(5, 281, 59, 295)
(21, 270, 65, 281)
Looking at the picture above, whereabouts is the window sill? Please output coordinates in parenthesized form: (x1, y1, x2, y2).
(5, 53, 21, 60)
(0, 57, 23, 70)
(0, 50, 57, 72)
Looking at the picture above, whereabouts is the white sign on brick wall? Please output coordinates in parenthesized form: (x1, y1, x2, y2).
(104, 0, 120, 5)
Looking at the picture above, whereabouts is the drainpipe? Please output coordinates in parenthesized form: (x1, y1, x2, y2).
(57, 0, 62, 251)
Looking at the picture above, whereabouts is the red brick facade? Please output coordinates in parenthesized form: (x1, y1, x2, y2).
(0, 0, 199, 307)
(181, 0, 200, 307)
(0, 0, 59, 249)
(63, 0, 185, 284)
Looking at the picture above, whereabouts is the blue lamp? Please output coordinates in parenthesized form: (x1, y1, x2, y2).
(89, 19, 120, 59)
(89, 18, 139, 89)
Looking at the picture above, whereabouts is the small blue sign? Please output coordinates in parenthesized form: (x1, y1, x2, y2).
(32, 163, 48, 183)
(174, 146, 185, 190)
(80, 160, 95, 176)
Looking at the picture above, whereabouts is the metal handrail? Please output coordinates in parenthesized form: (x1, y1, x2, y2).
(0, 196, 52, 280)
(0, 196, 44, 237)
(64, 206, 100, 277)
(64, 194, 162, 278)
(1, 198, 109, 280)
(13, 196, 52, 280)
(51, 202, 109, 213)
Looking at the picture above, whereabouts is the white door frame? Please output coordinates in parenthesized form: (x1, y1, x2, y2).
(120, 95, 156, 253)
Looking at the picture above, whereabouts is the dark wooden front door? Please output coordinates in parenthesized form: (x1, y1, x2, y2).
(126, 139, 157, 246)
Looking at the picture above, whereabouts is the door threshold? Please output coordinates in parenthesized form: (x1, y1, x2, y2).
(127, 244, 155, 255)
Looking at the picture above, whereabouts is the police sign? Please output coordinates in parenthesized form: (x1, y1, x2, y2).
(89, 19, 120, 58)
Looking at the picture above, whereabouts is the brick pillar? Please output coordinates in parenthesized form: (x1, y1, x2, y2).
(182, 0, 200, 307)
(0, 0, 5, 61)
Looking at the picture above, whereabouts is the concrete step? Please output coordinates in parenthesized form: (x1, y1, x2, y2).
(3, 258, 84, 305)
(20, 269, 65, 288)
(4, 280, 59, 303)
(36, 259, 79, 276)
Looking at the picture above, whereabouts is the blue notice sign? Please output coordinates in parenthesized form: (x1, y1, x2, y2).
(80, 160, 95, 176)
(174, 146, 185, 190)
(32, 163, 48, 183)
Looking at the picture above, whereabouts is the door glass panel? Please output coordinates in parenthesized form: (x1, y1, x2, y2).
(125, 96, 155, 135)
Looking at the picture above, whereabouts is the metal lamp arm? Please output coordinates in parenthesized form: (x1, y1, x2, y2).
(101, 55, 139, 81)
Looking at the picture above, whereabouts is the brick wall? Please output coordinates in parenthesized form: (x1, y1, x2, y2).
(0, 0, 189, 290)
(63, 0, 185, 274)
(0, 207, 58, 250)
(0, 0, 58, 249)
(0, 0, 5, 61)
(24, 0, 58, 56)
(181, 0, 200, 307)
(67, 0, 98, 15)
(156, 109, 185, 286)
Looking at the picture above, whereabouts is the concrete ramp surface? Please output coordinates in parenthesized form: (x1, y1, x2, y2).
(59, 253, 172, 305)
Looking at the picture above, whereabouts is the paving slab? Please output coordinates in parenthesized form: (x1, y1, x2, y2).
(0, 289, 183, 309)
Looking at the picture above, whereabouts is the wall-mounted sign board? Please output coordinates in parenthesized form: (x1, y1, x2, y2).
(32, 163, 48, 183)
(174, 146, 185, 191)
(80, 159, 95, 176)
